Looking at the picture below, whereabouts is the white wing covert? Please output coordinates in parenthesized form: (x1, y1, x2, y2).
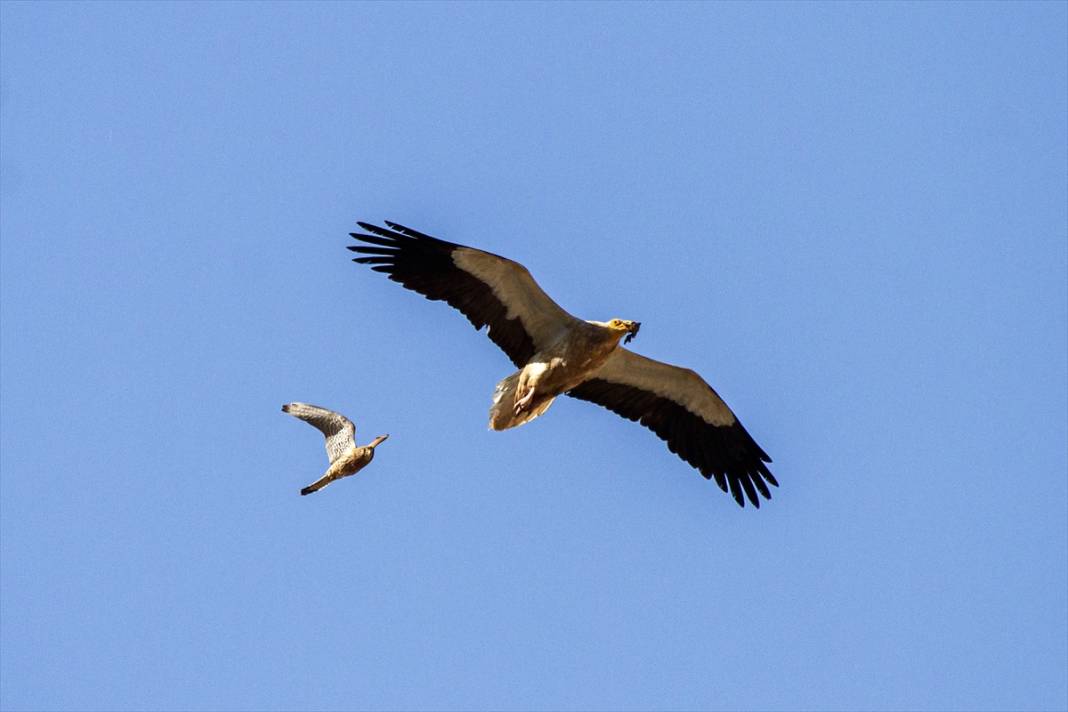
(568, 349, 777, 507)
(348, 221, 582, 367)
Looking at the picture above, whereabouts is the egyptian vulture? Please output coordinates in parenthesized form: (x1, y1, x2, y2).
(348, 221, 777, 507)
(282, 402, 389, 495)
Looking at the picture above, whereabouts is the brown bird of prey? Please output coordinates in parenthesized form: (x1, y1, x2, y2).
(348, 221, 777, 508)
(282, 402, 389, 496)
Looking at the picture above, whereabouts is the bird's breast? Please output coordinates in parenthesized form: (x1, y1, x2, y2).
(528, 336, 619, 395)
(329, 446, 368, 477)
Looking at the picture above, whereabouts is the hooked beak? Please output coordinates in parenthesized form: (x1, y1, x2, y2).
(623, 321, 641, 344)
(371, 434, 389, 447)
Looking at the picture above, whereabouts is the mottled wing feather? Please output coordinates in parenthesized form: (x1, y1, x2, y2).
(282, 403, 356, 464)
(348, 221, 581, 368)
(568, 349, 777, 508)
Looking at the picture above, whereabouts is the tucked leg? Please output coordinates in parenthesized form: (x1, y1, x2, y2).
(514, 387, 535, 414)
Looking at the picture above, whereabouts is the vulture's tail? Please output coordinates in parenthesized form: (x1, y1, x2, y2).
(489, 372, 556, 431)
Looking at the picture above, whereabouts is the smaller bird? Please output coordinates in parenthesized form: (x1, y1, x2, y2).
(281, 402, 389, 496)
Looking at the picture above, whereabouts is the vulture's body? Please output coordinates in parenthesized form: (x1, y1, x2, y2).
(282, 402, 388, 495)
(349, 221, 777, 507)
(489, 317, 635, 430)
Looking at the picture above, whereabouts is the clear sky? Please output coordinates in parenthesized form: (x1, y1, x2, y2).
(1, 2, 1066, 711)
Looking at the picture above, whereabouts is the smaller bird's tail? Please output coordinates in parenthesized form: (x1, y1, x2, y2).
(300, 473, 333, 496)
(488, 372, 556, 430)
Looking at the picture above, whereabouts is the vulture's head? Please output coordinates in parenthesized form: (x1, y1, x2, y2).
(605, 318, 641, 344)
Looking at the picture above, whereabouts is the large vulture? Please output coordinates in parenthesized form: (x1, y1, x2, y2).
(348, 221, 777, 507)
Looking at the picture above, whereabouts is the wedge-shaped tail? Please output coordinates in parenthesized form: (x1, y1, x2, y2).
(488, 372, 557, 430)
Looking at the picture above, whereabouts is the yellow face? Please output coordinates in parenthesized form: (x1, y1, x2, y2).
(606, 318, 641, 343)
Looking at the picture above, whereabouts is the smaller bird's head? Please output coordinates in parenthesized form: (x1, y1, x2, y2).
(370, 434, 389, 448)
(605, 318, 641, 344)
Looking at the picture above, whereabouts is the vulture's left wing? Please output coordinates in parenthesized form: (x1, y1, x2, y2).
(349, 221, 581, 367)
(568, 349, 777, 507)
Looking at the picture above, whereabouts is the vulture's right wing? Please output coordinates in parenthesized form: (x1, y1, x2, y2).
(568, 349, 777, 507)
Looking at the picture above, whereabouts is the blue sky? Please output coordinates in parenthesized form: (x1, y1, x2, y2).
(1, 2, 1065, 710)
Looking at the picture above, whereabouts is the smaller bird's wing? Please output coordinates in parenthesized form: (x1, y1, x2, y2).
(568, 349, 777, 507)
(348, 221, 584, 367)
(282, 403, 356, 464)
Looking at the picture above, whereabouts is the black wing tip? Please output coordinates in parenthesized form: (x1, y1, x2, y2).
(568, 379, 779, 509)
(729, 479, 745, 507)
(383, 219, 409, 232)
(703, 462, 778, 509)
(730, 427, 777, 507)
(349, 221, 458, 256)
(734, 462, 780, 507)
(699, 454, 778, 509)
(726, 477, 765, 508)
(383, 220, 438, 241)
(353, 220, 421, 237)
